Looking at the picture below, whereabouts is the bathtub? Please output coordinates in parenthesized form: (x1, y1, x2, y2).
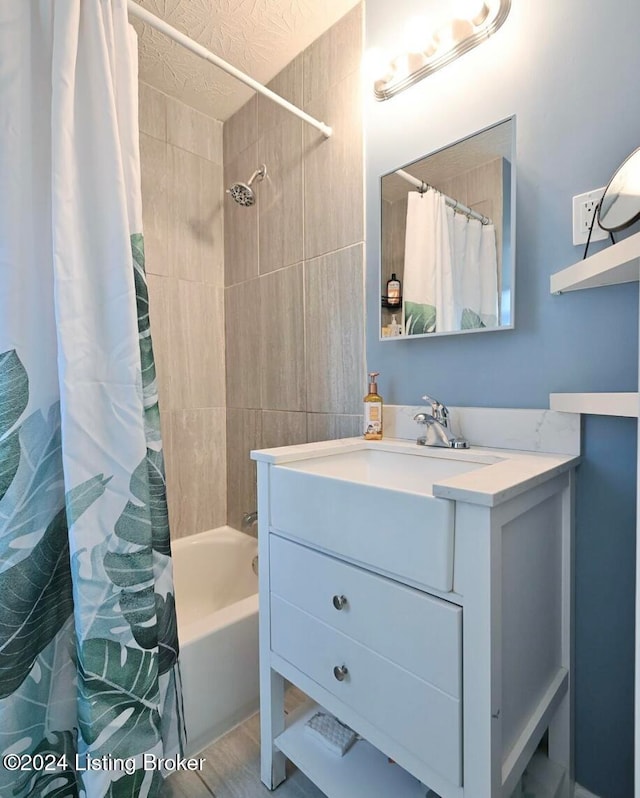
(172, 525, 259, 756)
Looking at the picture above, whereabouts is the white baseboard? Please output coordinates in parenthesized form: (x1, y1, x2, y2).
(574, 785, 600, 798)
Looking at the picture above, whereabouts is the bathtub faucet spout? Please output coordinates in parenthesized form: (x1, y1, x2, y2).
(241, 511, 258, 537)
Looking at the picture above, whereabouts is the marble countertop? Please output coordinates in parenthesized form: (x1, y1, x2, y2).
(251, 436, 580, 508)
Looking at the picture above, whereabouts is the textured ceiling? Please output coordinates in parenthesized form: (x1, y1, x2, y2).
(131, 0, 360, 121)
(382, 119, 514, 203)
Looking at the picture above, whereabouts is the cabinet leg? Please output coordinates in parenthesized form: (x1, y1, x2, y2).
(260, 669, 286, 790)
(550, 475, 573, 798)
(548, 690, 572, 797)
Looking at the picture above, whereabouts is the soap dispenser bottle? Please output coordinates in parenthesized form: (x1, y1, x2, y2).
(364, 372, 383, 440)
(386, 273, 401, 307)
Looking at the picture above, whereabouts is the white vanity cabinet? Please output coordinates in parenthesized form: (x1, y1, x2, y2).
(253, 437, 578, 798)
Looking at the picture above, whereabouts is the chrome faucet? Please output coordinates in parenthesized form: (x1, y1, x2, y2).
(414, 395, 469, 449)
(241, 510, 258, 537)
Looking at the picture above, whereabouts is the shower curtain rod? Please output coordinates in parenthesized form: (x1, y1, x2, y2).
(395, 168, 490, 225)
(127, 1, 333, 138)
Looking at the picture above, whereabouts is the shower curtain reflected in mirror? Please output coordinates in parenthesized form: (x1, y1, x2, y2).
(403, 189, 499, 335)
(0, 2, 184, 796)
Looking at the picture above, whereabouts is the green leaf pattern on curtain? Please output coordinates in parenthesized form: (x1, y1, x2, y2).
(0, 351, 107, 797)
(404, 301, 437, 335)
(0, 350, 28, 501)
(460, 308, 486, 330)
(404, 303, 487, 334)
(77, 638, 162, 758)
(0, 234, 183, 797)
(74, 234, 183, 782)
(132, 234, 162, 449)
(0, 405, 67, 569)
(13, 730, 81, 798)
(106, 769, 163, 798)
(0, 478, 108, 699)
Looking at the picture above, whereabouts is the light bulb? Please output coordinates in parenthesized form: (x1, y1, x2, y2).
(423, 39, 438, 59)
(454, 0, 490, 26)
(390, 53, 412, 82)
(403, 15, 429, 53)
(434, 18, 474, 51)
(362, 47, 393, 84)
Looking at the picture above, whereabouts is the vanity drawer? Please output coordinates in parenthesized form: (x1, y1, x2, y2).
(268, 466, 454, 593)
(270, 594, 462, 787)
(269, 535, 461, 698)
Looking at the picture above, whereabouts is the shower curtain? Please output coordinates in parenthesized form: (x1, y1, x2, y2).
(453, 210, 499, 330)
(403, 190, 453, 335)
(0, 2, 184, 797)
(403, 189, 498, 334)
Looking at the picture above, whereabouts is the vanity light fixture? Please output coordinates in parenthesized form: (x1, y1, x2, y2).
(373, 0, 511, 101)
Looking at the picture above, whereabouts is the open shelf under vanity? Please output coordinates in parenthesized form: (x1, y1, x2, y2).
(276, 701, 428, 798)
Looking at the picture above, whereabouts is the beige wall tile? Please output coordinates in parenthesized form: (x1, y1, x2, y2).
(161, 407, 178, 541)
(258, 56, 303, 134)
(259, 265, 305, 411)
(223, 96, 257, 164)
(226, 409, 262, 531)
(139, 82, 166, 141)
(167, 96, 223, 164)
(305, 244, 364, 414)
(158, 400, 173, 461)
(173, 281, 225, 410)
(140, 133, 169, 276)
(219, 10, 364, 531)
(204, 163, 225, 289)
(307, 413, 363, 442)
(380, 196, 408, 326)
(224, 143, 260, 286)
(303, 69, 364, 259)
(139, 81, 228, 543)
(466, 157, 504, 278)
(303, 4, 363, 106)
(262, 411, 307, 449)
(146, 274, 177, 414)
(167, 146, 221, 283)
(225, 279, 261, 409)
(258, 118, 304, 274)
(166, 408, 227, 540)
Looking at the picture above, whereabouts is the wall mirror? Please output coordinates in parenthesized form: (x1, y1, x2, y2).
(380, 117, 515, 340)
(598, 145, 640, 232)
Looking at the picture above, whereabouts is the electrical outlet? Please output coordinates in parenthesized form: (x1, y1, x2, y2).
(572, 187, 608, 246)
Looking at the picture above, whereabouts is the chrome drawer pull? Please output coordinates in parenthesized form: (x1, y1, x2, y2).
(333, 665, 349, 682)
(332, 594, 347, 610)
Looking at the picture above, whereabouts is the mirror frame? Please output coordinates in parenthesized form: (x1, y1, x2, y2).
(598, 145, 640, 232)
(378, 116, 517, 342)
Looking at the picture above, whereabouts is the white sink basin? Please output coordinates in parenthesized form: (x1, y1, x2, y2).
(268, 445, 498, 593)
(283, 448, 492, 495)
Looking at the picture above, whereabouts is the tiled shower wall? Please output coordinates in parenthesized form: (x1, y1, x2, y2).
(223, 5, 365, 529)
(139, 82, 227, 541)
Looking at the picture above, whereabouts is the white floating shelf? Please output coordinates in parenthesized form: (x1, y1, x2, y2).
(550, 231, 640, 294)
(275, 701, 429, 798)
(550, 392, 639, 418)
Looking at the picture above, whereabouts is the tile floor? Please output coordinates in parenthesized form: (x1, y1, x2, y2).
(160, 688, 324, 798)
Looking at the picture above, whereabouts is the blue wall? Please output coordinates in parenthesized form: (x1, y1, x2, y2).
(364, 2, 639, 795)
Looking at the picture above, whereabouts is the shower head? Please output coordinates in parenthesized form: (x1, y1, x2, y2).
(228, 182, 255, 207)
(227, 164, 267, 207)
